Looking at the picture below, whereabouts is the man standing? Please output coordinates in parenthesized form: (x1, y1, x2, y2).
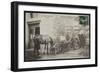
(78, 30, 86, 49)
(33, 34, 40, 58)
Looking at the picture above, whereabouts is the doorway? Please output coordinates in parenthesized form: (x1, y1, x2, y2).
(28, 23, 40, 49)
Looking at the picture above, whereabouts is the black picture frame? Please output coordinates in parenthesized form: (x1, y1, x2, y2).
(11, 1, 98, 72)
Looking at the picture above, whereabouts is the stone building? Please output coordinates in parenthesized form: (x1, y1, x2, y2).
(25, 13, 89, 49)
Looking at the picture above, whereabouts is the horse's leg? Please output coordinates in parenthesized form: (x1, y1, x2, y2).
(49, 44, 51, 55)
(40, 44, 41, 55)
(45, 43, 47, 54)
(48, 43, 50, 55)
(54, 47, 56, 55)
(41, 44, 44, 55)
(43, 44, 45, 55)
(49, 43, 51, 55)
(45, 44, 47, 55)
(44, 43, 46, 55)
(47, 43, 49, 55)
(50, 44, 52, 55)
(42, 44, 44, 55)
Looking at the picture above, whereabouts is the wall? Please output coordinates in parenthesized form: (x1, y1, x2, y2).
(0, 0, 99, 73)
(25, 13, 82, 49)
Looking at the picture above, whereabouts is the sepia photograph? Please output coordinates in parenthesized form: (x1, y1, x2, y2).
(11, 2, 97, 71)
(24, 12, 90, 62)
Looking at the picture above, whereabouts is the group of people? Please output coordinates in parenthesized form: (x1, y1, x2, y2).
(32, 31, 88, 58)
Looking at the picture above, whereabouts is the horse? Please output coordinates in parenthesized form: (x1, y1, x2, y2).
(33, 34, 54, 55)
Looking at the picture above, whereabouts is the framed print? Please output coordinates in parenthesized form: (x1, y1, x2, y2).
(11, 1, 98, 71)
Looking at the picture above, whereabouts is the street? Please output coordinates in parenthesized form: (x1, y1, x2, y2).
(25, 48, 89, 61)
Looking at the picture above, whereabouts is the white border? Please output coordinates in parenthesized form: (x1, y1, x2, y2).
(18, 5, 96, 68)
